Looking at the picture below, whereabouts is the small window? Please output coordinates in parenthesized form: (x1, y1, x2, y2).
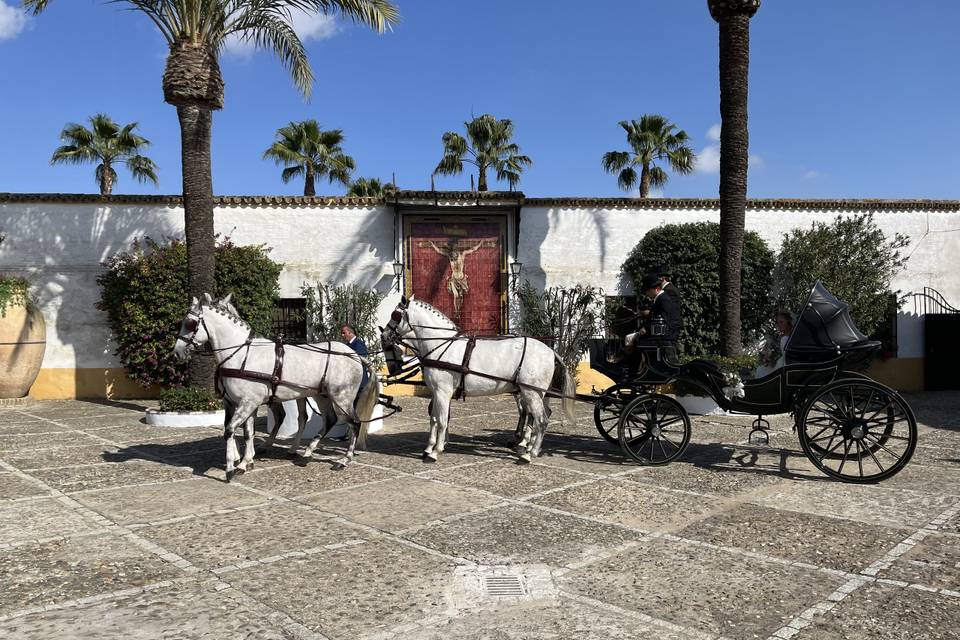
(604, 295, 638, 338)
(272, 298, 307, 343)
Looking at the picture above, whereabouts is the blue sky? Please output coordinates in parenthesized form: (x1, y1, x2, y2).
(1, 0, 958, 198)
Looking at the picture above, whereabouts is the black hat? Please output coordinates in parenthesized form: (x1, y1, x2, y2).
(641, 273, 662, 291)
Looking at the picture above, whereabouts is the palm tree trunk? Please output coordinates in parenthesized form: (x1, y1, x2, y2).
(177, 104, 217, 389)
(478, 166, 488, 192)
(717, 12, 752, 357)
(304, 167, 316, 197)
(100, 162, 114, 196)
(639, 164, 651, 198)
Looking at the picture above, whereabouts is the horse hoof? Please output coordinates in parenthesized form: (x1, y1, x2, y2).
(247, 461, 254, 470)
(422, 452, 437, 463)
(294, 457, 310, 468)
(331, 462, 346, 471)
(518, 453, 532, 464)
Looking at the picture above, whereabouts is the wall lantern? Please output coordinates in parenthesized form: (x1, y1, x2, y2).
(509, 260, 523, 290)
(392, 260, 404, 292)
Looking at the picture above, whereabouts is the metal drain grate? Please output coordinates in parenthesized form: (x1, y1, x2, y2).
(483, 575, 526, 597)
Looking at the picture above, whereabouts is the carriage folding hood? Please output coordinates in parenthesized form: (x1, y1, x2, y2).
(784, 281, 877, 361)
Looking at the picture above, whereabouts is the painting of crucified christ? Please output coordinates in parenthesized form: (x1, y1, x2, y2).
(426, 238, 484, 319)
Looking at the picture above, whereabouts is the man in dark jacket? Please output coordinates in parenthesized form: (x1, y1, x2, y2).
(340, 323, 369, 389)
(653, 264, 684, 331)
(626, 273, 682, 371)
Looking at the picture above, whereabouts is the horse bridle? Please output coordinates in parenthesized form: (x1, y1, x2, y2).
(177, 306, 209, 351)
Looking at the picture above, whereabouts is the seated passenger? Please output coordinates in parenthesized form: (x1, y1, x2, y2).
(755, 311, 794, 378)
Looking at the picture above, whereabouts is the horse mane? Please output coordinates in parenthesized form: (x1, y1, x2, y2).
(410, 299, 458, 330)
(204, 298, 252, 332)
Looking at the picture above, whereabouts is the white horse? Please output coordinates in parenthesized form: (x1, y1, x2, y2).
(173, 294, 380, 479)
(381, 296, 575, 462)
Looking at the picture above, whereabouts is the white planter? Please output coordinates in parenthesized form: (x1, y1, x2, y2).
(674, 395, 725, 416)
(266, 399, 384, 440)
(145, 408, 225, 427)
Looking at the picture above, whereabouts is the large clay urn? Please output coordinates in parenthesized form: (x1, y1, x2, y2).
(0, 301, 46, 398)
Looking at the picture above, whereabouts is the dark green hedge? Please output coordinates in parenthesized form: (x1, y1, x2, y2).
(621, 222, 775, 357)
(97, 237, 282, 388)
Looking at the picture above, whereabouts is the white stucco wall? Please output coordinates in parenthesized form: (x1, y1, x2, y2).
(1, 198, 957, 371)
(0, 202, 398, 369)
(519, 204, 960, 358)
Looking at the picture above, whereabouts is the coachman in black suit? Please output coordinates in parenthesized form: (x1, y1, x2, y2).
(626, 273, 683, 372)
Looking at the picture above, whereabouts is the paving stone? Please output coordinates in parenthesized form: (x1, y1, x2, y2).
(0, 580, 290, 639)
(561, 536, 844, 638)
(749, 480, 958, 528)
(0, 421, 70, 435)
(911, 444, 960, 468)
(0, 473, 49, 500)
(72, 477, 270, 526)
(882, 462, 960, 496)
(792, 582, 960, 640)
(235, 458, 401, 498)
(38, 415, 140, 430)
(877, 532, 960, 591)
(136, 500, 358, 570)
(304, 476, 501, 532)
(406, 503, 638, 566)
(86, 425, 220, 446)
(30, 460, 192, 494)
(625, 456, 798, 496)
(396, 597, 700, 640)
(678, 502, 912, 573)
(534, 440, 635, 476)
(530, 479, 716, 532)
(0, 497, 102, 543)
(235, 538, 455, 639)
(0, 431, 104, 451)
(3, 444, 119, 470)
(421, 458, 589, 499)
(355, 445, 512, 476)
(0, 534, 183, 616)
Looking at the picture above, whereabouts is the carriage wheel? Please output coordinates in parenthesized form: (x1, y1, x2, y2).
(798, 379, 917, 483)
(593, 383, 639, 445)
(617, 394, 691, 465)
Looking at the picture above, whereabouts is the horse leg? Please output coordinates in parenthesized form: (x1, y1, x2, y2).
(236, 414, 256, 472)
(435, 400, 453, 454)
(424, 394, 451, 462)
(528, 395, 550, 459)
(288, 398, 308, 458)
(264, 401, 285, 449)
(224, 399, 258, 481)
(332, 418, 360, 471)
(515, 391, 542, 463)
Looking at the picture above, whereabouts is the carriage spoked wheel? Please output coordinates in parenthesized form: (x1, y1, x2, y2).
(617, 393, 691, 465)
(593, 383, 640, 445)
(798, 379, 917, 483)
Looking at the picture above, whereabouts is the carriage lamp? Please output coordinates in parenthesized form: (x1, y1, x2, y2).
(391, 260, 404, 292)
(509, 260, 523, 290)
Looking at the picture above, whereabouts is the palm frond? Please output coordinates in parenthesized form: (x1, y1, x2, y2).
(126, 154, 160, 185)
(281, 164, 305, 183)
(648, 165, 669, 188)
(601, 151, 630, 174)
(617, 167, 638, 191)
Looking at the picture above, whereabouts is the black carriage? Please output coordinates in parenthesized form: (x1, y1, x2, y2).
(588, 282, 917, 483)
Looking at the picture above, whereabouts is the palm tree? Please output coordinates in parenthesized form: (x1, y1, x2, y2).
(24, 0, 399, 387)
(346, 177, 396, 197)
(708, 0, 761, 357)
(50, 114, 158, 196)
(434, 114, 532, 191)
(263, 120, 355, 196)
(601, 116, 695, 198)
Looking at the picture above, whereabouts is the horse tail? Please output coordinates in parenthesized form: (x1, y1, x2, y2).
(553, 353, 577, 426)
(354, 357, 381, 451)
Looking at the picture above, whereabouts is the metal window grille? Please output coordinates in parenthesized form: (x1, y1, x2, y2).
(271, 298, 307, 343)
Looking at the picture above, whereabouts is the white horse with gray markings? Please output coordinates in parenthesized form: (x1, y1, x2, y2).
(173, 294, 380, 479)
(380, 296, 575, 462)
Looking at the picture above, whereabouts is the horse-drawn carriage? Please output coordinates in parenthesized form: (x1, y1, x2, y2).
(588, 282, 917, 483)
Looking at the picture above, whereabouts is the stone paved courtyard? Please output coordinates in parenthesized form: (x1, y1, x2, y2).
(1, 392, 958, 639)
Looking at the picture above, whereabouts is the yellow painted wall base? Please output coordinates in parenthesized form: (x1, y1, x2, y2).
(27, 358, 925, 400)
(29, 368, 159, 400)
(864, 357, 923, 392)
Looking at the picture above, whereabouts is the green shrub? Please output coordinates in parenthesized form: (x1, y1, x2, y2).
(159, 386, 221, 412)
(772, 214, 908, 337)
(97, 236, 282, 388)
(301, 283, 385, 367)
(514, 281, 604, 379)
(621, 222, 775, 357)
(0, 232, 34, 317)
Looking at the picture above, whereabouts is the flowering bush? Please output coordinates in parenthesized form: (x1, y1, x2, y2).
(97, 236, 282, 388)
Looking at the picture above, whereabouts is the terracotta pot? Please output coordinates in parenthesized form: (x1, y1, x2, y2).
(0, 302, 46, 398)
